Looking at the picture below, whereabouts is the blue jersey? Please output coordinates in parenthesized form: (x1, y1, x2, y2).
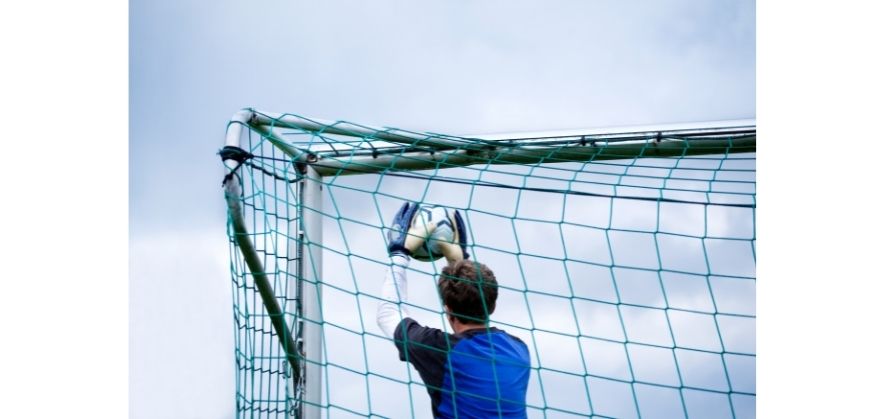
(394, 318, 531, 418)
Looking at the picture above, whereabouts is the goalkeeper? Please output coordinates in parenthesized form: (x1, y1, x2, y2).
(376, 202, 531, 419)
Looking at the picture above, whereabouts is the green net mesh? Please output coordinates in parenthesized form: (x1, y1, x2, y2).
(222, 110, 756, 418)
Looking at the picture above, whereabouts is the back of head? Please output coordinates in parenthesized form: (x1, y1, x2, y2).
(438, 260, 498, 324)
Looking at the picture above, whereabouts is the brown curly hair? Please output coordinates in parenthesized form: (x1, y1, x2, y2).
(438, 260, 498, 324)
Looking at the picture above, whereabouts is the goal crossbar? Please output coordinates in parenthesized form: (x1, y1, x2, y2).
(226, 109, 756, 177)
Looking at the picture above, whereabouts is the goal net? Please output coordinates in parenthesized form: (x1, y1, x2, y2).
(221, 109, 756, 418)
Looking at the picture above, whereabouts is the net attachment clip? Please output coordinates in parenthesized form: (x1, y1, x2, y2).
(220, 146, 255, 186)
(220, 145, 255, 163)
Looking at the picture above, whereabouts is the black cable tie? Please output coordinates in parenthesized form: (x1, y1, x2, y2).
(220, 146, 255, 186)
(219, 145, 255, 163)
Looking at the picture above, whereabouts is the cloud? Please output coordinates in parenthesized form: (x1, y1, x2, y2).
(130, 229, 235, 419)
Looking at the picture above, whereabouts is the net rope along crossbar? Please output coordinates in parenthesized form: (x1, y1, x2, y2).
(221, 109, 756, 418)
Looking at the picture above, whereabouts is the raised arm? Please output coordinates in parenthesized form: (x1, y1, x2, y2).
(376, 202, 426, 338)
(377, 254, 411, 338)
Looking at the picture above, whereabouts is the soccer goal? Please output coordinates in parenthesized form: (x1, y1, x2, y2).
(221, 109, 756, 418)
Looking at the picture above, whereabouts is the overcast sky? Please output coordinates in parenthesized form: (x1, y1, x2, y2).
(130, 1, 755, 418)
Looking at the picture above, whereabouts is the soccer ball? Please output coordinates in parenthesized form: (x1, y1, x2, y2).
(410, 205, 456, 262)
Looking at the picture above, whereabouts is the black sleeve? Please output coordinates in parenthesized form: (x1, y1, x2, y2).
(393, 317, 459, 417)
(393, 317, 450, 361)
(392, 317, 458, 395)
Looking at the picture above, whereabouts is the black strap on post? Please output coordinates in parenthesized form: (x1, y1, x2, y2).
(220, 146, 255, 185)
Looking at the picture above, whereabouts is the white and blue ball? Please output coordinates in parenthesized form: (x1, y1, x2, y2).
(410, 205, 456, 262)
